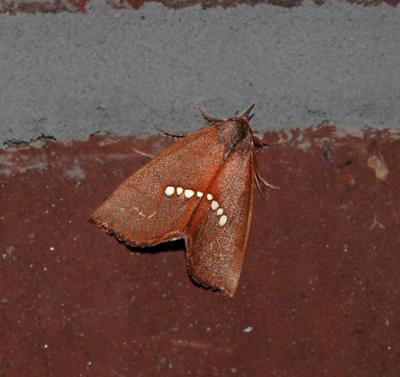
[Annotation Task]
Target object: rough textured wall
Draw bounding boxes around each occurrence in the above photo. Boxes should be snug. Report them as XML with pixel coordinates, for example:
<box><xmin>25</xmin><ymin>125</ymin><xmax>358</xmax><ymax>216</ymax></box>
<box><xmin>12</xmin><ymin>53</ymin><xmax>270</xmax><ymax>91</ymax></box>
<box><xmin>1</xmin><ymin>2</ymin><xmax>399</xmax><ymax>377</ymax></box>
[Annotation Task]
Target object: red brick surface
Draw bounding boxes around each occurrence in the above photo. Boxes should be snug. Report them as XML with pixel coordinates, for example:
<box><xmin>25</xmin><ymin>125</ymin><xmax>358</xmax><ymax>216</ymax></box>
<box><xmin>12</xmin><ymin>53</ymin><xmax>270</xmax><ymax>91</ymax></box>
<box><xmin>1</xmin><ymin>127</ymin><xmax>399</xmax><ymax>376</ymax></box>
<box><xmin>0</xmin><ymin>0</ymin><xmax>88</xmax><ymax>13</ymax></box>
<box><xmin>0</xmin><ymin>0</ymin><xmax>399</xmax><ymax>13</ymax></box>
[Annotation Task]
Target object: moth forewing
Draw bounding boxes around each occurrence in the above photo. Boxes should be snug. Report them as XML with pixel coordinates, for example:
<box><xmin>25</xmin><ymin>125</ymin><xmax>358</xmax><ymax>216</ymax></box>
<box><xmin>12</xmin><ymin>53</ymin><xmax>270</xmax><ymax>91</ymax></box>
<box><xmin>185</xmin><ymin>148</ymin><xmax>254</xmax><ymax>297</ymax></box>
<box><xmin>91</xmin><ymin>124</ymin><xmax>227</xmax><ymax>246</ymax></box>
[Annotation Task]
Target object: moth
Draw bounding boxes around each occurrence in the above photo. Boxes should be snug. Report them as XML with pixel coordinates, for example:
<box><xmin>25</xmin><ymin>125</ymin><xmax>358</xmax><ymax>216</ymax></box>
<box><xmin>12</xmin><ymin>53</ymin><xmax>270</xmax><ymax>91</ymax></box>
<box><xmin>91</xmin><ymin>105</ymin><xmax>276</xmax><ymax>297</ymax></box>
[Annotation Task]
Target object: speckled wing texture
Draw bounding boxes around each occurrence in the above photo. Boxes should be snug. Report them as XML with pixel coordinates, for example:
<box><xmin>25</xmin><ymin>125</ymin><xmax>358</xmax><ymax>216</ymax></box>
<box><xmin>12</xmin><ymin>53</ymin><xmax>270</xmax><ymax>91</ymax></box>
<box><xmin>91</xmin><ymin>124</ymin><xmax>227</xmax><ymax>247</ymax></box>
<box><xmin>185</xmin><ymin>150</ymin><xmax>254</xmax><ymax>297</ymax></box>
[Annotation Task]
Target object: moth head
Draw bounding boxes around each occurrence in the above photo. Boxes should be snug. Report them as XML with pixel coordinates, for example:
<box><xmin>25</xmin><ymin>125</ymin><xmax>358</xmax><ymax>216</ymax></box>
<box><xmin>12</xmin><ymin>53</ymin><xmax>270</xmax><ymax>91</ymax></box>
<box><xmin>226</xmin><ymin>104</ymin><xmax>255</xmax><ymax>124</ymax></box>
<box><xmin>220</xmin><ymin>105</ymin><xmax>256</xmax><ymax>155</ymax></box>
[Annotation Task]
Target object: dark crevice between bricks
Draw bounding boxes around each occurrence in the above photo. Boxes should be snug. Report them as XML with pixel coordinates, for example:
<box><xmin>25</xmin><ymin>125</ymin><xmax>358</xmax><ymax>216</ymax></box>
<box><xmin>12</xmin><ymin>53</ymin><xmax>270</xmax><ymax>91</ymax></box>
<box><xmin>3</xmin><ymin>134</ymin><xmax>58</xmax><ymax>148</ymax></box>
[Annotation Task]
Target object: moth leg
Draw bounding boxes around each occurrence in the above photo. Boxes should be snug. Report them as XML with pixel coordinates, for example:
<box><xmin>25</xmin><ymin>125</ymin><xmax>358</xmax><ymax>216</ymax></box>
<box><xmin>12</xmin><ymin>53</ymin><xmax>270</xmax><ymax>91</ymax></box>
<box><xmin>157</xmin><ymin>128</ymin><xmax>187</xmax><ymax>139</ymax></box>
<box><xmin>256</xmin><ymin>171</ymin><xmax>280</xmax><ymax>190</ymax></box>
<box><xmin>254</xmin><ymin>134</ymin><xmax>291</xmax><ymax>148</ymax></box>
<box><xmin>197</xmin><ymin>103</ymin><xmax>223</xmax><ymax>123</ymax></box>
<box><xmin>254</xmin><ymin>172</ymin><xmax>267</xmax><ymax>201</ymax></box>
<box><xmin>253</xmin><ymin>136</ymin><xmax>270</xmax><ymax>149</ymax></box>
<box><xmin>251</xmin><ymin>153</ymin><xmax>279</xmax><ymax>201</ymax></box>
<box><xmin>253</xmin><ymin>171</ymin><xmax>279</xmax><ymax>201</ymax></box>
<box><xmin>131</xmin><ymin>147</ymin><xmax>154</xmax><ymax>159</ymax></box>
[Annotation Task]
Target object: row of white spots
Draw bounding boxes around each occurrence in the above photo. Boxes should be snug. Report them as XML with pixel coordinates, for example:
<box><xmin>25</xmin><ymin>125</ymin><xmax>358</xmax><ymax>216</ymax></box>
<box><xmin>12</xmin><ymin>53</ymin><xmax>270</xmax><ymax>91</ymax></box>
<box><xmin>164</xmin><ymin>185</ymin><xmax>228</xmax><ymax>227</ymax></box>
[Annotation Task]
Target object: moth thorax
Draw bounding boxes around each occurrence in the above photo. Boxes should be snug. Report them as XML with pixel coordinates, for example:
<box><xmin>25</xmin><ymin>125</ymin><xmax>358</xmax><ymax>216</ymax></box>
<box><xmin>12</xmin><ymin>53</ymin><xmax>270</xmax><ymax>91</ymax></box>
<box><xmin>220</xmin><ymin>119</ymin><xmax>252</xmax><ymax>155</ymax></box>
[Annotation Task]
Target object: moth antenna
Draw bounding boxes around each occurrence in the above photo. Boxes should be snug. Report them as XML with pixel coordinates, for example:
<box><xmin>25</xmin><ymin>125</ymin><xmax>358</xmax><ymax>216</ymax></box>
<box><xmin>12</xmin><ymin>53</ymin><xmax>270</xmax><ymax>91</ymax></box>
<box><xmin>240</xmin><ymin>104</ymin><xmax>256</xmax><ymax>121</ymax></box>
<box><xmin>157</xmin><ymin>128</ymin><xmax>187</xmax><ymax>139</ymax></box>
<box><xmin>197</xmin><ymin>103</ymin><xmax>223</xmax><ymax>123</ymax></box>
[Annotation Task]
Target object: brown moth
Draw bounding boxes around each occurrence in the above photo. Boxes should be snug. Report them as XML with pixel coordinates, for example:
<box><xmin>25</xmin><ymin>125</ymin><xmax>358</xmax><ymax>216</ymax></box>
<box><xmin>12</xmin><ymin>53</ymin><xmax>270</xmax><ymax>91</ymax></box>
<box><xmin>91</xmin><ymin>105</ymin><xmax>276</xmax><ymax>296</ymax></box>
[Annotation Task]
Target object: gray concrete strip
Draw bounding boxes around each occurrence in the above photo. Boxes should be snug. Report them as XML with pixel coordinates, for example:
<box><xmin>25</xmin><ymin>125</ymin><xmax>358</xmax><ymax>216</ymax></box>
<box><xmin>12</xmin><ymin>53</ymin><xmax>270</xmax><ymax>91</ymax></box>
<box><xmin>1</xmin><ymin>2</ymin><xmax>400</xmax><ymax>145</ymax></box>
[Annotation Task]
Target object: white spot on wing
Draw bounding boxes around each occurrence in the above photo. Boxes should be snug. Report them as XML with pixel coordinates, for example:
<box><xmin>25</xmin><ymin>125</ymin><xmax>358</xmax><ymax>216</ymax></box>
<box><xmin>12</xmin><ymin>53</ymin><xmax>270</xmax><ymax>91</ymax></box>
<box><xmin>211</xmin><ymin>200</ymin><xmax>219</xmax><ymax>210</ymax></box>
<box><xmin>184</xmin><ymin>189</ymin><xmax>195</xmax><ymax>198</ymax></box>
<box><xmin>219</xmin><ymin>215</ymin><xmax>227</xmax><ymax>227</ymax></box>
<box><xmin>165</xmin><ymin>186</ymin><xmax>226</xmax><ymax>221</ymax></box>
<box><xmin>165</xmin><ymin>186</ymin><xmax>175</xmax><ymax>196</ymax></box>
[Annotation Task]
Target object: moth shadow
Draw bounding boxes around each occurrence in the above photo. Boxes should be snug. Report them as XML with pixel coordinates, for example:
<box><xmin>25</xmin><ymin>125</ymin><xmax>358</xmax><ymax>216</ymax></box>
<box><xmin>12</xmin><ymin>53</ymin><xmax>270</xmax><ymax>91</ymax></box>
<box><xmin>121</xmin><ymin>238</ymin><xmax>186</xmax><ymax>255</ymax></box>
<box><xmin>118</xmin><ymin>237</ymin><xmax>210</xmax><ymax>292</ymax></box>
